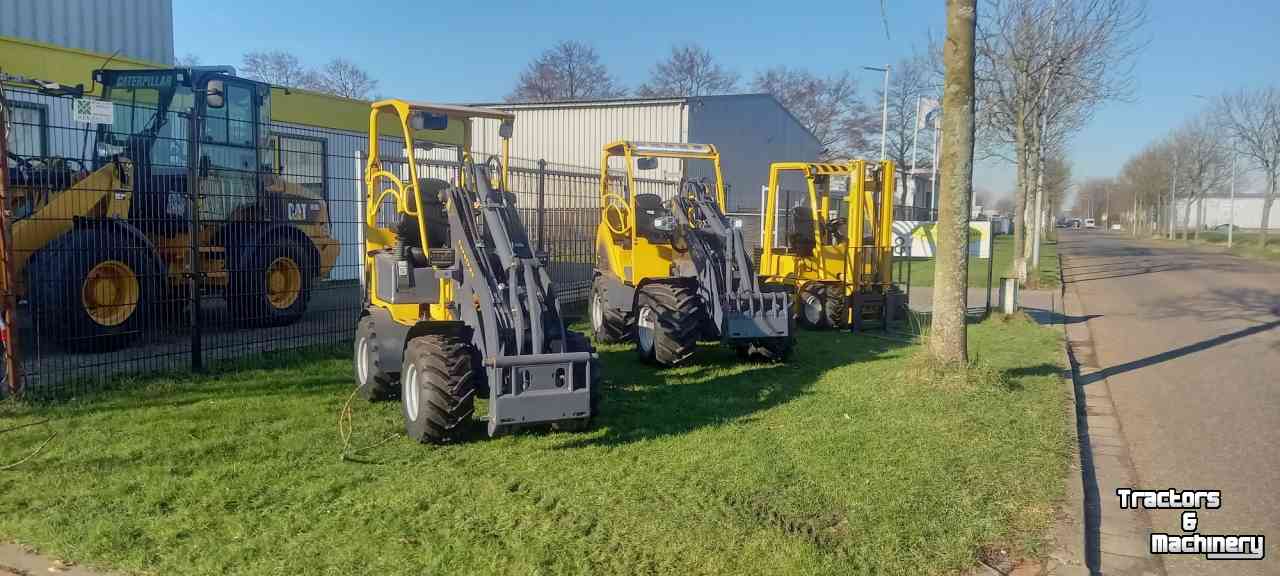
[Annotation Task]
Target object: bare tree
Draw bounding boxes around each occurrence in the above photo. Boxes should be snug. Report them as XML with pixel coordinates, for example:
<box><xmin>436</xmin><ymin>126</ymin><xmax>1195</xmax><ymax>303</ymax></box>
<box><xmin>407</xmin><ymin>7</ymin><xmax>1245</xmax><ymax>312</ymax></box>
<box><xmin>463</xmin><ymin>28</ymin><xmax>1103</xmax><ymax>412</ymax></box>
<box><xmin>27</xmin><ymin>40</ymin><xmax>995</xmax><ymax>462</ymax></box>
<box><xmin>240</xmin><ymin>50</ymin><xmax>317</xmax><ymax>88</ymax></box>
<box><xmin>751</xmin><ymin>67</ymin><xmax>876</xmax><ymax>158</ymax></box>
<box><xmin>1169</xmin><ymin>113</ymin><xmax>1230</xmax><ymax>240</ymax></box>
<box><xmin>306</xmin><ymin>58</ymin><xmax>379</xmax><ymax>100</ymax></box>
<box><xmin>175</xmin><ymin>53</ymin><xmax>202</xmax><ymax>67</ymax></box>
<box><xmin>507</xmin><ymin>41</ymin><xmax>626</xmax><ymax>102</ymax></box>
<box><xmin>930</xmin><ymin>0</ymin><xmax>978</xmax><ymax>366</ymax></box>
<box><xmin>1217</xmin><ymin>87</ymin><xmax>1280</xmax><ymax>246</ymax></box>
<box><xmin>637</xmin><ymin>43</ymin><xmax>738</xmax><ymax>98</ymax></box>
<box><xmin>1042</xmin><ymin>154</ymin><xmax>1071</xmax><ymax>225</ymax></box>
<box><xmin>881</xmin><ymin>53</ymin><xmax>938</xmax><ymax>205</ymax></box>
<box><xmin>972</xmin><ymin>0</ymin><xmax>1146</xmax><ymax>280</ymax></box>
<box><xmin>1114</xmin><ymin>141</ymin><xmax>1171</xmax><ymax>236</ymax></box>
<box><xmin>1073</xmin><ymin>177</ymin><xmax>1110</xmax><ymax>221</ymax></box>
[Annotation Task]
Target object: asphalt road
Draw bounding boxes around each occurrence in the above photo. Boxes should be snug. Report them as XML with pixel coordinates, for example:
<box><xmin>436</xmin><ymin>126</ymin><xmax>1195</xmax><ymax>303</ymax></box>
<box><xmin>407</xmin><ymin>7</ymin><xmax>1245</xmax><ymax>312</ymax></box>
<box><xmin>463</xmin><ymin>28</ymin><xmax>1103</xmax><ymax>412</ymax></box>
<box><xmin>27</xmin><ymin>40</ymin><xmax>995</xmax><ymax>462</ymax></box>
<box><xmin>1060</xmin><ymin>230</ymin><xmax>1280</xmax><ymax>575</ymax></box>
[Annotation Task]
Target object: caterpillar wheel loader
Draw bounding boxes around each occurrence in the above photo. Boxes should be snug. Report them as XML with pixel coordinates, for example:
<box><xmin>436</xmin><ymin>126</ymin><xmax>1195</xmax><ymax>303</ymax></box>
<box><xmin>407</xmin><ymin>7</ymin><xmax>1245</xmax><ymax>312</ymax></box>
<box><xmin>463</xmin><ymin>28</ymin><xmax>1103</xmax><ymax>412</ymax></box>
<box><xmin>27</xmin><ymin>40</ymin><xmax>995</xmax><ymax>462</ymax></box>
<box><xmin>757</xmin><ymin>160</ymin><xmax>907</xmax><ymax>331</ymax></box>
<box><xmin>4</xmin><ymin>67</ymin><xmax>338</xmax><ymax>351</ymax></box>
<box><xmin>354</xmin><ymin>100</ymin><xmax>599</xmax><ymax>443</ymax></box>
<box><xmin>590</xmin><ymin>141</ymin><xmax>792</xmax><ymax>366</ymax></box>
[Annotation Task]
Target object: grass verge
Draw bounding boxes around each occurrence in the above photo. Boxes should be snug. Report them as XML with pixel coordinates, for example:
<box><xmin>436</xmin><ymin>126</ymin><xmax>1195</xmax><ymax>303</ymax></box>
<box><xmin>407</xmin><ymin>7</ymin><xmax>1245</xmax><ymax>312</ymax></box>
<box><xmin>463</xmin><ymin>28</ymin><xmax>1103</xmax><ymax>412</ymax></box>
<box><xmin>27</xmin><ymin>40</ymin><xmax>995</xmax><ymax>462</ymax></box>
<box><xmin>899</xmin><ymin>236</ymin><xmax>1060</xmax><ymax>289</ymax></box>
<box><xmin>0</xmin><ymin>318</ymin><xmax>1071</xmax><ymax>576</ymax></box>
<box><xmin>1154</xmin><ymin>230</ymin><xmax>1280</xmax><ymax>262</ymax></box>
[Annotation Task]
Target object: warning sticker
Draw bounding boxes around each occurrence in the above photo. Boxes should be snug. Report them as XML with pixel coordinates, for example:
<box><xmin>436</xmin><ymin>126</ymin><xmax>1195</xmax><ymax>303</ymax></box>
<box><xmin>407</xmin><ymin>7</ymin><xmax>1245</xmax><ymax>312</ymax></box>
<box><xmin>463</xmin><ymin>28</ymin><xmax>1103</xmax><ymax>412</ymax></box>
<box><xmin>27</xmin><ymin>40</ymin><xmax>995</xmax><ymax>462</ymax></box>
<box><xmin>72</xmin><ymin>99</ymin><xmax>114</xmax><ymax>124</ymax></box>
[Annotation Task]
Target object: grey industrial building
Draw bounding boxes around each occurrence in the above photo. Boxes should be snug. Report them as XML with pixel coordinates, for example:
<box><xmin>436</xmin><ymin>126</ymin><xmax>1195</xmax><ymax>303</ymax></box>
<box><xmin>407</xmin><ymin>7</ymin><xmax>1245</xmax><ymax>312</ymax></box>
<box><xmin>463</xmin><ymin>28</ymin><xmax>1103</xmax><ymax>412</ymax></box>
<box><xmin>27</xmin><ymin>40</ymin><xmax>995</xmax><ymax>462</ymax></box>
<box><xmin>469</xmin><ymin>94</ymin><xmax>822</xmax><ymax>213</ymax></box>
<box><xmin>0</xmin><ymin>0</ymin><xmax>174</xmax><ymax>64</ymax></box>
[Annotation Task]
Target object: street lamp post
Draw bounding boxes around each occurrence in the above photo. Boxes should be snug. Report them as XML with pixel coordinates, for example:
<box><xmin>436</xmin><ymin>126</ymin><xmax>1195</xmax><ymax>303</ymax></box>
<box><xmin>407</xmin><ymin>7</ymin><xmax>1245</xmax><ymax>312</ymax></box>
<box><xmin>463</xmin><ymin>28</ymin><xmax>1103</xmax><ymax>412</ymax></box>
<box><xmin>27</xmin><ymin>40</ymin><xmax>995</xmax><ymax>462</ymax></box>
<box><xmin>864</xmin><ymin>65</ymin><xmax>890</xmax><ymax>161</ymax></box>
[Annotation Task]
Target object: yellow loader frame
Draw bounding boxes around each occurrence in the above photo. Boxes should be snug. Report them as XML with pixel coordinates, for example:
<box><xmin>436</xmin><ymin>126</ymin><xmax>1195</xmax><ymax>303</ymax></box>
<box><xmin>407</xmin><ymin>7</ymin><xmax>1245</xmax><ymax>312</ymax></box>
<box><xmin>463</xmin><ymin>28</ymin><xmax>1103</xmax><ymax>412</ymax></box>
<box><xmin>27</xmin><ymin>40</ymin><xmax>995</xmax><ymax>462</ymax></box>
<box><xmin>595</xmin><ymin>140</ymin><xmax>725</xmax><ymax>285</ymax></box>
<box><xmin>362</xmin><ymin>99</ymin><xmax>512</xmax><ymax>329</ymax></box>
<box><xmin>758</xmin><ymin>160</ymin><xmax>899</xmax><ymax>329</ymax></box>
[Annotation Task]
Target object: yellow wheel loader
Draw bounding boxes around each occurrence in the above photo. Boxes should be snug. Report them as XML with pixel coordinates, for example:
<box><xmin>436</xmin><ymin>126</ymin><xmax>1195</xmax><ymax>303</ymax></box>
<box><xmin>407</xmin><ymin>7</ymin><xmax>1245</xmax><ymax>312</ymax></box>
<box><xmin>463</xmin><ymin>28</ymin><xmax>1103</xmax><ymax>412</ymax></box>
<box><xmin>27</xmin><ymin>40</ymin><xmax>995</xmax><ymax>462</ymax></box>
<box><xmin>4</xmin><ymin>67</ymin><xmax>338</xmax><ymax>351</ymax></box>
<box><xmin>757</xmin><ymin>160</ymin><xmax>906</xmax><ymax>331</ymax></box>
<box><xmin>591</xmin><ymin>141</ymin><xmax>791</xmax><ymax>365</ymax></box>
<box><xmin>354</xmin><ymin>100</ymin><xmax>599</xmax><ymax>443</ymax></box>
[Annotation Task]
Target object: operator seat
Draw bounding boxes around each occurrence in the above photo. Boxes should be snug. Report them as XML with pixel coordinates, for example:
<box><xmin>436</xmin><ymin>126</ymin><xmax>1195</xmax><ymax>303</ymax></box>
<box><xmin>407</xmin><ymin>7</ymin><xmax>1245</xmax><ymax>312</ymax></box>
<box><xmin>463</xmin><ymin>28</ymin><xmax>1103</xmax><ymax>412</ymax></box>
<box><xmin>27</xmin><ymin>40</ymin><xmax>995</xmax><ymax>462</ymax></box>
<box><xmin>396</xmin><ymin>178</ymin><xmax>452</xmax><ymax>266</ymax></box>
<box><xmin>634</xmin><ymin>193</ymin><xmax>673</xmax><ymax>243</ymax></box>
<box><xmin>788</xmin><ymin>206</ymin><xmax>817</xmax><ymax>257</ymax></box>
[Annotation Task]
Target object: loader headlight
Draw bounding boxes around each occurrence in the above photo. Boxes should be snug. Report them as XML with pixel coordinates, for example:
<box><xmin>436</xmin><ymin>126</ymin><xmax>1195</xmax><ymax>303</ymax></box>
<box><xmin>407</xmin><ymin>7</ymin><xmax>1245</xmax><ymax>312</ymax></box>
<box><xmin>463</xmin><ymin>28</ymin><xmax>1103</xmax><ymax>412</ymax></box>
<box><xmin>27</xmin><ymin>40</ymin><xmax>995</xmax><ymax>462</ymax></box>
<box><xmin>652</xmin><ymin>215</ymin><xmax>676</xmax><ymax>232</ymax></box>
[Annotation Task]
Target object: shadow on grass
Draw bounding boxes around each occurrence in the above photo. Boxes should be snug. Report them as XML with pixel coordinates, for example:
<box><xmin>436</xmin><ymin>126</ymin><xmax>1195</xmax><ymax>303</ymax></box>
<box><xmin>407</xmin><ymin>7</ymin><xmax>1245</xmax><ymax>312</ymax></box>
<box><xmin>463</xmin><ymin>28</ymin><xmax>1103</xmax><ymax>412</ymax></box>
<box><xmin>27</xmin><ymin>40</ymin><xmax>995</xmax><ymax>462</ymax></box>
<box><xmin>556</xmin><ymin>331</ymin><xmax>913</xmax><ymax>449</ymax></box>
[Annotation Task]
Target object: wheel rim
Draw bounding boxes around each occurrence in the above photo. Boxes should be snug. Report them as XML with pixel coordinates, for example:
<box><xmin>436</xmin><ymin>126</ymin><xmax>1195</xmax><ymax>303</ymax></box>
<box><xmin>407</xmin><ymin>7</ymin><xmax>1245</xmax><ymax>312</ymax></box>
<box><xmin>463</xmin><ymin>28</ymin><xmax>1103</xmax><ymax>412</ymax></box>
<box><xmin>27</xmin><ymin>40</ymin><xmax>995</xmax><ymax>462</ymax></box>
<box><xmin>802</xmin><ymin>293</ymin><xmax>823</xmax><ymax>326</ymax></box>
<box><xmin>403</xmin><ymin>364</ymin><xmax>419</xmax><ymax>422</ymax></box>
<box><xmin>591</xmin><ymin>292</ymin><xmax>604</xmax><ymax>332</ymax></box>
<box><xmin>266</xmin><ymin>256</ymin><xmax>302</xmax><ymax>310</ymax></box>
<box><xmin>357</xmin><ymin>337</ymin><xmax>369</xmax><ymax>383</ymax></box>
<box><xmin>637</xmin><ymin>305</ymin><xmax>656</xmax><ymax>354</ymax></box>
<box><xmin>82</xmin><ymin>260</ymin><xmax>139</xmax><ymax>327</ymax></box>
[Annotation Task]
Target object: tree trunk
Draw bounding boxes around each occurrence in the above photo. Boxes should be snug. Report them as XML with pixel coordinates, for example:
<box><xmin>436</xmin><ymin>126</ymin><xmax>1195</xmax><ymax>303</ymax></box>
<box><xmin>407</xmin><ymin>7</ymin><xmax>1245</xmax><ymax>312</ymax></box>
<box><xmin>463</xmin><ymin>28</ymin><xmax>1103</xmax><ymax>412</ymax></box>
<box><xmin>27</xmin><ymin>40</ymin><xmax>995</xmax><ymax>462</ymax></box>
<box><xmin>929</xmin><ymin>0</ymin><xmax>977</xmax><ymax>366</ymax></box>
<box><xmin>1012</xmin><ymin>112</ymin><xmax>1028</xmax><ymax>282</ymax></box>
<box><xmin>1181</xmin><ymin>197</ymin><xmax>1194</xmax><ymax>241</ymax></box>
<box><xmin>899</xmin><ymin>168</ymin><xmax>910</xmax><ymax>208</ymax></box>
<box><xmin>1187</xmin><ymin>198</ymin><xmax>1198</xmax><ymax>240</ymax></box>
<box><xmin>1262</xmin><ymin>171</ymin><xmax>1276</xmax><ymax>247</ymax></box>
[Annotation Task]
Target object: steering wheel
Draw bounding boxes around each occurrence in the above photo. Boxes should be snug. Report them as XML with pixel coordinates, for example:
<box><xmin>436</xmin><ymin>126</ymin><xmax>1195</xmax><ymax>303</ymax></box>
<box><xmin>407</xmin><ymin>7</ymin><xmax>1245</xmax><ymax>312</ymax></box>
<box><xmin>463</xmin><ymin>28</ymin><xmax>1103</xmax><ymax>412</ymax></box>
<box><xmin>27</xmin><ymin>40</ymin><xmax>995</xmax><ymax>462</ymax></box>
<box><xmin>485</xmin><ymin>155</ymin><xmax>504</xmax><ymax>190</ymax></box>
<box><xmin>601</xmin><ymin>192</ymin><xmax>631</xmax><ymax>235</ymax></box>
<box><xmin>827</xmin><ymin>217</ymin><xmax>848</xmax><ymax>243</ymax></box>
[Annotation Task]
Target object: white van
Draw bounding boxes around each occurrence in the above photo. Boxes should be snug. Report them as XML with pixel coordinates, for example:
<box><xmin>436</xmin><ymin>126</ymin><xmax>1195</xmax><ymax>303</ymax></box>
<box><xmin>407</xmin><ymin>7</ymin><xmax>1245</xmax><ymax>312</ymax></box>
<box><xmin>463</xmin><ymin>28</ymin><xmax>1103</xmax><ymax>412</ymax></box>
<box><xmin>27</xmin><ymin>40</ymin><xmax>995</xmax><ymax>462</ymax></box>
<box><xmin>1084</xmin><ymin>218</ymin><xmax>1096</xmax><ymax>229</ymax></box>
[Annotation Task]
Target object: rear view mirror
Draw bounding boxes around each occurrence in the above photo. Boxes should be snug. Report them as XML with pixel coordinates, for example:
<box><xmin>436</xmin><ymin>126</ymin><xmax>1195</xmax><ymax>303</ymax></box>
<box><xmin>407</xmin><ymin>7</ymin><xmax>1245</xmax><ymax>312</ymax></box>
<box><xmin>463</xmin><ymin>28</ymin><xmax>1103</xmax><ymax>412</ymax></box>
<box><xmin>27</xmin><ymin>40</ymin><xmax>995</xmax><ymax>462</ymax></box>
<box><xmin>636</xmin><ymin>157</ymin><xmax>658</xmax><ymax>171</ymax></box>
<box><xmin>498</xmin><ymin>119</ymin><xmax>514</xmax><ymax>139</ymax></box>
<box><xmin>411</xmin><ymin>112</ymin><xmax>449</xmax><ymax>131</ymax></box>
<box><xmin>206</xmin><ymin>80</ymin><xmax>224</xmax><ymax>109</ymax></box>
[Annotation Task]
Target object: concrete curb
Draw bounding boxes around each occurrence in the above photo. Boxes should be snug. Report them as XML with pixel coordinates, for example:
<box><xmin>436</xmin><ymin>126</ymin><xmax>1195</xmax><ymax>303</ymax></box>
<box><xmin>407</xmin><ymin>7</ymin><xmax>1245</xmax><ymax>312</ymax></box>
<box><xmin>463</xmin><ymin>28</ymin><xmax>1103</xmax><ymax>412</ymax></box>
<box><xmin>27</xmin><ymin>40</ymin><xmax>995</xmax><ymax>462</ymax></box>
<box><xmin>1053</xmin><ymin>251</ymin><xmax>1165</xmax><ymax>576</ymax></box>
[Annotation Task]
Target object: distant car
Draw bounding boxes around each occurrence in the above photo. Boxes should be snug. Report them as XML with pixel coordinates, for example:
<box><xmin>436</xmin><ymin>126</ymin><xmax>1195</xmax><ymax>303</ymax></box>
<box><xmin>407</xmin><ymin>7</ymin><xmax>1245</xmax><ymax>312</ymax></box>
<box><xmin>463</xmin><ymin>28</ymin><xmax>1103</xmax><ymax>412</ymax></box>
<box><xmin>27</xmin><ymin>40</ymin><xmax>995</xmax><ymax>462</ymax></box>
<box><xmin>1071</xmin><ymin>218</ymin><xmax>1082</xmax><ymax>229</ymax></box>
<box><xmin>1213</xmin><ymin>223</ymin><xmax>1240</xmax><ymax>231</ymax></box>
<box><xmin>1084</xmin><ymin>218</ymin><xmax>1097</xmax><ymax>229</ymax></box>
<box><xmin>1110</xmin><ymin>223</ymin><xmax>1122</xmax><ymax>231</ymax></box>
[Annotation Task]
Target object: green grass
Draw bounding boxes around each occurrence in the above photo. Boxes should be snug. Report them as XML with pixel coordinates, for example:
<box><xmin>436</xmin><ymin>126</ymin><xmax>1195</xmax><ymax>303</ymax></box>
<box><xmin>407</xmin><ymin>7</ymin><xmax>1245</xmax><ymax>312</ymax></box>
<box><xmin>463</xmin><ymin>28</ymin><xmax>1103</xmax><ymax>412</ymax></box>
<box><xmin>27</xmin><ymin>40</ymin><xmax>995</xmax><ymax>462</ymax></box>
<box><xmin>1165</xmin><ymin>230</ymin><xmax>1280</xmax><ymax>262</ymax></box>
<box><xmin>0</xmin><ymin>319</ymin><xmax>1071</xmax><ymax>576</ymax></box>
<box><xmin>897</xmin><ymin>236</ymin><xmax>1060</xmax><ymax>289</ymax></box>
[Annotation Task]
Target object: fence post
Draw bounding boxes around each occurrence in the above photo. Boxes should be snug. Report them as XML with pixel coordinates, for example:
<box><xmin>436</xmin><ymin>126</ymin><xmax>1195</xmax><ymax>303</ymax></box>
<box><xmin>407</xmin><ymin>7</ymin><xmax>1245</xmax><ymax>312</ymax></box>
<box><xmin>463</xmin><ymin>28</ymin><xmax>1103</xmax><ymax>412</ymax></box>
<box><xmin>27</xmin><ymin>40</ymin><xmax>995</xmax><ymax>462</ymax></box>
<box><xmin>186</xmin><ymin>108</ymin><xmax>204</xmax><ymax>372</ymax></box>
<box><xmin>0</xmin><ymin>85</ymin><xmax>23</xmax><ymax>395</ymax></box>
<box><xmin>537</xmin><ymin>159</ymin><xmax>547</xmax><ymax>254</ymax></box>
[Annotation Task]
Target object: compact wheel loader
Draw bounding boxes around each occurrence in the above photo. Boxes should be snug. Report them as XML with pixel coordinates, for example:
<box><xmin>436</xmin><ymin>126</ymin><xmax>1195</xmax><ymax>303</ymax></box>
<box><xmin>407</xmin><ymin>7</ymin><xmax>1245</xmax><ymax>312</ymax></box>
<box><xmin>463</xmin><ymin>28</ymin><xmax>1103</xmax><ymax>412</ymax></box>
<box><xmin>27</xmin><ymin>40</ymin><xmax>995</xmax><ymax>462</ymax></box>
<box><xmin>591</xmin><ymin>141</ymin><xmax>791</xmax><ymax>366</ymax></box>
<box><xmin>4</xmin><ymin>67</ymin><xmax>338</xmax><ymax>351</ymax></box>
<box><xmin>757</xmin><ymin>160</ymin><xmax>907</xmax><ymax>331</ymax></box>
<box><xmin>355</xmin><ymin>100</ymin><xmax>599</xmax><ymax>443</ymax></box>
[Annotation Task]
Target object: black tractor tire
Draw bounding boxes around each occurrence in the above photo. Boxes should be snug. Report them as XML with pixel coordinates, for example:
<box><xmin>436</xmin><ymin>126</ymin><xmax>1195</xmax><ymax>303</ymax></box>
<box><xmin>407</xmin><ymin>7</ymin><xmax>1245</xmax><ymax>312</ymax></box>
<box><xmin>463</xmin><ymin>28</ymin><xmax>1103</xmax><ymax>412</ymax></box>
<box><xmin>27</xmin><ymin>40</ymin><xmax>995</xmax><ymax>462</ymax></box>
<box><xmin>229</xmin><ymin>241</ymin><xmax>315</xmax><ymax>327</ymax></box>
<box><xmin>797</xmin><ymin>283</ymin><xmax>829</xmax><ymax>330</ymax></box>
<box><xmin>400</xmin><ymin>334</ymin><xmax>476</xmax><ymax>444</ymax></box>
<box><xmin>553</xmin><ymin>330</ymin><xmax>602</xmax><ymax>432</ymax></box>
<box><xmin>353</xmin><ymin>315</ymin><xmax>397</xmax><ymax>401</ymax></box>
<box><xmin>824</xmin><ymin>284</ymin><xmax>850</xmax><ymax>329</ymax></box>
<box><xmin>634</xmin><ymin>282</ymin><xmax>701</xmax><ymax>366</ymax></box>
<box><xmin>590</xmin><ymin>279</ymin><xmax>631</xmax><ymax>343</ymax></box>
<box><xmin>28</xmin><ymin>228</ymin><xmax>162</xmax><ymax>352</ymax></box>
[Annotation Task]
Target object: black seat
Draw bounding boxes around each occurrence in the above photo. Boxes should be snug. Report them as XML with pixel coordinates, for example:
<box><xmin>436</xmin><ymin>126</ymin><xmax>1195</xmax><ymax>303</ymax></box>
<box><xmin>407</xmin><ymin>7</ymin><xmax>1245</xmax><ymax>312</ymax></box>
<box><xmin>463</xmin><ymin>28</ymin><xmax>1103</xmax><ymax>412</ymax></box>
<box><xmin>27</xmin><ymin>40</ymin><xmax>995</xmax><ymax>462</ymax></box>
<box><xmin>788</xmin><ymin>206</ymin><xmax>817</xmax><ymax>257</ymax></box>
<box><xmin>397</xmin><ymin>178</ymin><xmax>452</xmax><ymax>255</ymax></box>
<box><xmin>634</xmin><ymin>193</ymin><xmax>672</xmax><ymax>243</ymax></box>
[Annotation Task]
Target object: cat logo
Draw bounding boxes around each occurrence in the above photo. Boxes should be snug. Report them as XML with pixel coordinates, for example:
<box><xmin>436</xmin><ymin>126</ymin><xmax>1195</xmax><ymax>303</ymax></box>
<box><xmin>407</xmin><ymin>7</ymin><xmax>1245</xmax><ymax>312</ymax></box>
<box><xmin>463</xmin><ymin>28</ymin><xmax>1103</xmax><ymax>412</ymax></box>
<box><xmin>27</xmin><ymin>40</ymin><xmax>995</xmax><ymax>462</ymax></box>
<box><xmin>287</xmin><ymin>202</ymin><xmax>310</xmax><ymax>222</ymax></box>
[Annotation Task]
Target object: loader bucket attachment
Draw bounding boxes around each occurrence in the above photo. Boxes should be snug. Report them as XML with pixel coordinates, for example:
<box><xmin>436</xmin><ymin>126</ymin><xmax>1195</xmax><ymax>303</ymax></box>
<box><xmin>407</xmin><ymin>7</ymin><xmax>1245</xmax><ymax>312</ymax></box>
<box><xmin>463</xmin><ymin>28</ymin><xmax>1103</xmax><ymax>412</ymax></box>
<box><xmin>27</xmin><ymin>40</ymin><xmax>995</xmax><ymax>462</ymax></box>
<box><xmin>485</xmin><ymin>351</ymin><xmax>596</xmax><ymax>436</ymax></box>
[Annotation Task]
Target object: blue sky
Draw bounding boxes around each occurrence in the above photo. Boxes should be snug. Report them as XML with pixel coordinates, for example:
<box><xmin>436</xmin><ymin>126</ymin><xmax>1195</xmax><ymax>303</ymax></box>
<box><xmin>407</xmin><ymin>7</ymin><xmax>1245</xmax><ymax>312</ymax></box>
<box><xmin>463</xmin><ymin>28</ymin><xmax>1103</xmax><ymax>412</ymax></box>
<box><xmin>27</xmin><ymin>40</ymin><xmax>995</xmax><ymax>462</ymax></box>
<box><xmin>174</xmin><ymin>0</ymin><xmax>1280</xmax><ymax>198</ymax></box>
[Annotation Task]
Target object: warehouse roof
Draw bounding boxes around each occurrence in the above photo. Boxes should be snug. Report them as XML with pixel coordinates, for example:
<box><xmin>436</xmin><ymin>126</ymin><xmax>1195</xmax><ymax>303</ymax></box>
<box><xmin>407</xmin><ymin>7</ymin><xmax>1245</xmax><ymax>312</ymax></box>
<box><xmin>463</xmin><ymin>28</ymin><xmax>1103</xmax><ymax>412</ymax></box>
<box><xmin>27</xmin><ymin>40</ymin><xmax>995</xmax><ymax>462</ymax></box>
<box><xmin>468</xmin><ymin>93</ymin><xmax>819</xmax><ymax>146</ymax></box>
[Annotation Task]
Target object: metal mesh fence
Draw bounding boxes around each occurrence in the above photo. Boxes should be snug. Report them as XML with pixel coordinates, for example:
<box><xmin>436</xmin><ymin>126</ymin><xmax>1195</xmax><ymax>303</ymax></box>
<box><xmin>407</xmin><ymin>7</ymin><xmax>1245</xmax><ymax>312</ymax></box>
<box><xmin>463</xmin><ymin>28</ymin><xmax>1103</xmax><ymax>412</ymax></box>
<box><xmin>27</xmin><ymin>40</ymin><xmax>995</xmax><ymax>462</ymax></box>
<box><xmin>1</xmin><ymin>85</ymin><xmax>682</xmax><ymax>397</ymax></box>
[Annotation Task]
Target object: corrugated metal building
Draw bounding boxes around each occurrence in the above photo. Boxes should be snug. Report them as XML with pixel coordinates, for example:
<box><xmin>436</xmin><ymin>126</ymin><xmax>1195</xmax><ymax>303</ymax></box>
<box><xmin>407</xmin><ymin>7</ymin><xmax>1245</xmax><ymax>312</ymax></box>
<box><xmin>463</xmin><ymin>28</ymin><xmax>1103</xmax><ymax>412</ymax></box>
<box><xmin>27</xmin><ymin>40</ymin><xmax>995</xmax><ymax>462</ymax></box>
<box><xmin>469</xmin><ymin>94</ymin><xmax>822</xmax><ymax>212</ymax></box>
<box><xmin>0</xmin><ymin>0</ymin><xmax>174</xmax><ymax>64</ymax></box>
